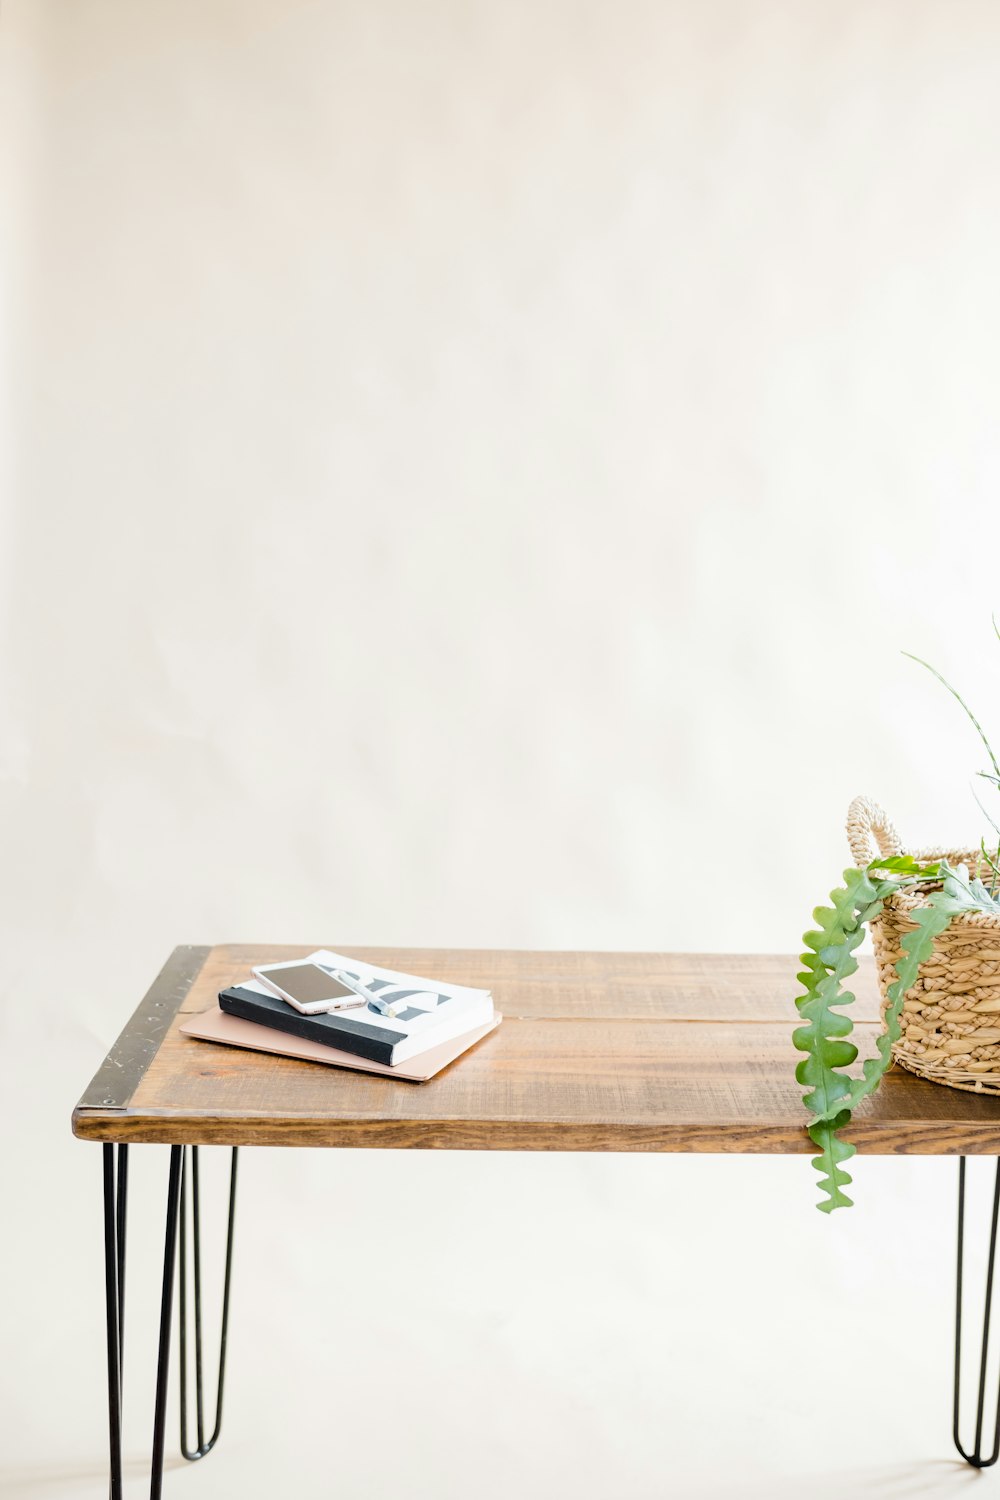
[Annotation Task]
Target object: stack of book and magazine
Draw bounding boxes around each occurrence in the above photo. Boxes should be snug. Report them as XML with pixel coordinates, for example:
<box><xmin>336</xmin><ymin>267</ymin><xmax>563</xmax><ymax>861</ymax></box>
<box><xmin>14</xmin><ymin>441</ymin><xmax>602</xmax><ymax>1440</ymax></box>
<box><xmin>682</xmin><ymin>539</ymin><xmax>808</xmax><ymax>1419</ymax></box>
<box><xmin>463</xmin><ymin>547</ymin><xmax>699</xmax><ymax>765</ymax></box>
<box><xmin>181</xmin><ymin>950</ymin><xmax>500</xmax><ymax>1081</ymax></box>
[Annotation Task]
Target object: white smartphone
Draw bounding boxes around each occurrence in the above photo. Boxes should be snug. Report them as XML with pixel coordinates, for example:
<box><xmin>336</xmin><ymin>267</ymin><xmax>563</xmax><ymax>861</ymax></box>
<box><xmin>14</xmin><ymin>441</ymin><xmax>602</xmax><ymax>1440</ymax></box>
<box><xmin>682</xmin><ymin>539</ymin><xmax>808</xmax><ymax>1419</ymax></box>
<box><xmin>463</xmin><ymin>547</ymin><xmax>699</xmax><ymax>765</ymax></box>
<box><xmin>252</xmin><ymin>960</ymin><xmax>369</xmax><ymax>1015</ymax></box>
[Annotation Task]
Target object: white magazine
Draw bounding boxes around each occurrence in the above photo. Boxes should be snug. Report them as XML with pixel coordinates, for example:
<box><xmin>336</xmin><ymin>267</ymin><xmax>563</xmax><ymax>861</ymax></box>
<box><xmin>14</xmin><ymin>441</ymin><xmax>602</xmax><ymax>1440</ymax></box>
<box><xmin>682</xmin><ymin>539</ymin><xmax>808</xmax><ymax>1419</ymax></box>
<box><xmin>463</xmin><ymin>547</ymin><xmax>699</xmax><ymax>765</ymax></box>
<box><xmin>251</xmin><ymin>949</ymin><xmax>494</xmax><ymax>1064</ymax></box>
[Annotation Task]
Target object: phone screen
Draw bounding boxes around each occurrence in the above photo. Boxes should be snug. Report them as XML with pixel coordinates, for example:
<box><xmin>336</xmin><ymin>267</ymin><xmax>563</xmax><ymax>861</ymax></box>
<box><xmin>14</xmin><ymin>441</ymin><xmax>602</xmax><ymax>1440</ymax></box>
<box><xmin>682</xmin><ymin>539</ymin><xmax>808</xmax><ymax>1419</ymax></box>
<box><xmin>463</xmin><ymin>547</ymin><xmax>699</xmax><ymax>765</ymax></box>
<box><xmin>262</xmin><ymin>964</ymin><xmax>358</xmax><ymax>1006</ymax></box>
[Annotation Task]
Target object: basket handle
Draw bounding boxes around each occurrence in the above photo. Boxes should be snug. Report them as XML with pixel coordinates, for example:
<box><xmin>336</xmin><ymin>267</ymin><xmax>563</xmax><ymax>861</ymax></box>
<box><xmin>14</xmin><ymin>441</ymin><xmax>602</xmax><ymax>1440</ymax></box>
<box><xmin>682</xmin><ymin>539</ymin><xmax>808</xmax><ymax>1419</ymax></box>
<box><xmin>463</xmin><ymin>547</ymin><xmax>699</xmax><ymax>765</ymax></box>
<box><xmin>846</xmin><ymin>796</ymin><xmax>904</xmax><ymax>868</ymax></box>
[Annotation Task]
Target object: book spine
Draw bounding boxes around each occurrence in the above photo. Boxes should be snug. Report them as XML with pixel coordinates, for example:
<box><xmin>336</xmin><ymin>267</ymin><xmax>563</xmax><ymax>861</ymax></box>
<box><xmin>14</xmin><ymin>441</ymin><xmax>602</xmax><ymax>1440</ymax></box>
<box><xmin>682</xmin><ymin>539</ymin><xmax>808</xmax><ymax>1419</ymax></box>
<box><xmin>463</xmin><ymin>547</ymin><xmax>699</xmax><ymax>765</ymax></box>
<box><xmin>218</xmin><ymin>988</ymin><xmax>398</xmax><ymax>1065</ymax></box>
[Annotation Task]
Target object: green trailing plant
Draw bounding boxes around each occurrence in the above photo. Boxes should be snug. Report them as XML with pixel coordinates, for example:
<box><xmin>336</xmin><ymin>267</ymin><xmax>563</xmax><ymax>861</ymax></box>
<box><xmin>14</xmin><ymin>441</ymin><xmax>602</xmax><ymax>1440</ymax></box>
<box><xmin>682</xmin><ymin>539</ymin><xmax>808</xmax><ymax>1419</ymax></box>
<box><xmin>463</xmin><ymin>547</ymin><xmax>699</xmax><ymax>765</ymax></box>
<box><xmin>795</xmin><ymin>646</ymin><xmax>1000</xmax><ymax>1211</ymax></box>
<box><xmin>794</xmin><ymin>858</ymin><xmax>985</xmax><ymax>1211</ymax></box>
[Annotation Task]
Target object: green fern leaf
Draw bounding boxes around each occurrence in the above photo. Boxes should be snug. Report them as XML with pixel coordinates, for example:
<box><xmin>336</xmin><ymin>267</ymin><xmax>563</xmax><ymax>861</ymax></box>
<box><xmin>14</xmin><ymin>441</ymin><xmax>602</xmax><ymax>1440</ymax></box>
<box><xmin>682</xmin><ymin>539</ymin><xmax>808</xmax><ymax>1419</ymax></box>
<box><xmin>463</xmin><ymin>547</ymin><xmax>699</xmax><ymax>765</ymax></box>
<box><xmin>793</xmin><ymin>859</ymin><xmax>953</xmax><ymax>1211</ymax></box>
<box><xmin>792</xmin><ymin>868</ymin><xmax>889</xmax><ymax>1210</ymax></box>
<box><xmin>844</xmin><ymin>900</ymin><xmax>952</xmax><ymax>1110</ymax></box>
<box><xmin>793</xmin><ymin>868</ymin><xmax>887</xmax><ymax>1121</ymax></box>
<box><xmin>808</xmin><ymin>1112</ymin><xmax>856</xmax><ymax>1213</ymax></box>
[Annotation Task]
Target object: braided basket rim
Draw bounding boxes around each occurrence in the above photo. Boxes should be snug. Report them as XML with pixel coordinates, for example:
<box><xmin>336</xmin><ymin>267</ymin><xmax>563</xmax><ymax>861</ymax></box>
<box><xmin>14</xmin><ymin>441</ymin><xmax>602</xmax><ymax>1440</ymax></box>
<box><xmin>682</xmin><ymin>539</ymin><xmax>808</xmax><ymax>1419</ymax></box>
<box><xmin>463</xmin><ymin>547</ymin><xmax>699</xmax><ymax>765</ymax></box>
<box><xmin>880</xmin><ymin>844</ymin><xmax>1000</xmax><ymax>929</ymax></box>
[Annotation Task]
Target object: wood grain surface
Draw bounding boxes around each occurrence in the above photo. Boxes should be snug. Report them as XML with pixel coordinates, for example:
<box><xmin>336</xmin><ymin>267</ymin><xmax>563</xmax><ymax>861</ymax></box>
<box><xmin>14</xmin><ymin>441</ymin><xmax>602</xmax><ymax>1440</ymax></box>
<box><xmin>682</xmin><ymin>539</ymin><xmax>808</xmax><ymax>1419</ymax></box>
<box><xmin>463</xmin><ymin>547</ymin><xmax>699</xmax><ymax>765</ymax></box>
<box><xmin>71</xmin><ymin>944</ymin><xmax>1000</xmax><ymax>1153</ymax></box>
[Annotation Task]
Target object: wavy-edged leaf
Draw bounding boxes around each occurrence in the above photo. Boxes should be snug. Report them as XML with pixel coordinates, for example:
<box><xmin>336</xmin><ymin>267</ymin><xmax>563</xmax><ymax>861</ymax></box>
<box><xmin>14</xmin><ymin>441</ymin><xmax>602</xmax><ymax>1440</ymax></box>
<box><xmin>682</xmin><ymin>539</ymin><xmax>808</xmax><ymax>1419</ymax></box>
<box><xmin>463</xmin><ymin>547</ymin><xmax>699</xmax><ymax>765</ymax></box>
<box><xmin>793</xmin><ymin>867</ymin><xmax>891</xmax><ymax>1209</ymax></box>
<box><xmin>842</xmin><ymin>900</ymin><xmax>953</xmax><ymax>1113</ymax></box>
<box><xmin>793</xmin><ymin>857</ymin><xmax>951</xmax><ymax>1211</ymax></box>
<box><xmin>808</xmin><ymin>1112</ymin><xmax>856</xmax><ymax>1213</ymax></box>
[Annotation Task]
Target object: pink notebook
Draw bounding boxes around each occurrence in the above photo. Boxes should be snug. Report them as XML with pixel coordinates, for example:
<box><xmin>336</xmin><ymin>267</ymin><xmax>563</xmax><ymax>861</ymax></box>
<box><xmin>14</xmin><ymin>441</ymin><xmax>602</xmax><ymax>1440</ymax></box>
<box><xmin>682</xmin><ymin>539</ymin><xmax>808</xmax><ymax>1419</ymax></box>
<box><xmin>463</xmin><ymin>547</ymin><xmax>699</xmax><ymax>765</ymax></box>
<box><xmin>180</xmin><ymin>1006</ymin><xmax>502</xmax><ymax>1082</ymax></box>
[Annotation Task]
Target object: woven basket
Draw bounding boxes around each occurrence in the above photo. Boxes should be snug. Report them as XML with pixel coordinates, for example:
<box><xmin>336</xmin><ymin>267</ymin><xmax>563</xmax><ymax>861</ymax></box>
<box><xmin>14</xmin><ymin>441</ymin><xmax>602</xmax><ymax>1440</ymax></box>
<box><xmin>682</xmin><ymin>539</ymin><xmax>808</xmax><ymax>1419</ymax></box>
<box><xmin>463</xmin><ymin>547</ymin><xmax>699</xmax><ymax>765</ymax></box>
<box><xmin>848</xmin><ymin>794</ymin><xmax>1000</xmax><ymax>1095</ymax></box>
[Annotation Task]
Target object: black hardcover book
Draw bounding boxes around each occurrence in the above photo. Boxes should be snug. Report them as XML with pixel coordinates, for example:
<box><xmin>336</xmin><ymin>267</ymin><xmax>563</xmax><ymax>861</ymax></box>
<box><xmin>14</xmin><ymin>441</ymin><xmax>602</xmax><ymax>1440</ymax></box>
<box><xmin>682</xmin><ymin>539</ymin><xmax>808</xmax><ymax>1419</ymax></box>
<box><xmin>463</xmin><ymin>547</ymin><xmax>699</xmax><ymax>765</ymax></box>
<box><xmin>218</xmin><ymin>985</ymin><xmax>406</xmax><ymax>1066</ymax></box>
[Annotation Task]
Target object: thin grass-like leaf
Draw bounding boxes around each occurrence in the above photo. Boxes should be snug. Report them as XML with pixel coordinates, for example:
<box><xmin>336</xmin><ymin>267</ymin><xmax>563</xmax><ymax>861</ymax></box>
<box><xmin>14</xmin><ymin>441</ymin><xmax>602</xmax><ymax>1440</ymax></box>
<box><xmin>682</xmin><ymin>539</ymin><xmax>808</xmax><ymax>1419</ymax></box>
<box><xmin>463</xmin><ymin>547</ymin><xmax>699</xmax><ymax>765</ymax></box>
<box><xmin>904</xmin><ymin>652</ymin><xmax>1000</xmax><ymax>780</ymax></box>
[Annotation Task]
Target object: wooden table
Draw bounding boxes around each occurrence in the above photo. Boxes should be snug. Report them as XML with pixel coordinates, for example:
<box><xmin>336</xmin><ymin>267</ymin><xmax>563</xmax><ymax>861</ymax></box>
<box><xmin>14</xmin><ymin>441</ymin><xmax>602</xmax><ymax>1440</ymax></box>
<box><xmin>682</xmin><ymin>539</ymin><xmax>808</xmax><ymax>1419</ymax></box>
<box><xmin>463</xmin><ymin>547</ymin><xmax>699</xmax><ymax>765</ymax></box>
<box><xmin>73</xmin><ymin>945</ymin><xmax>1000</xmax><ymax>1496</ymax></box>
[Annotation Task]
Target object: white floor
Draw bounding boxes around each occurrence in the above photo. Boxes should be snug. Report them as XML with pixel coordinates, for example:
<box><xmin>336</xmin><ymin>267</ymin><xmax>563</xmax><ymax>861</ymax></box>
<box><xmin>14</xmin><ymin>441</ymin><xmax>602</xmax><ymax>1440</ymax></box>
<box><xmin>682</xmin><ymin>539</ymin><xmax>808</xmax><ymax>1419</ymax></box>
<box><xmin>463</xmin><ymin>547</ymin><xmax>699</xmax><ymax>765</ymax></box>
<box><xmin>0</xmin><ymin>1018</ymin><xmax>994</xmax><ymax>1500</ymax></box>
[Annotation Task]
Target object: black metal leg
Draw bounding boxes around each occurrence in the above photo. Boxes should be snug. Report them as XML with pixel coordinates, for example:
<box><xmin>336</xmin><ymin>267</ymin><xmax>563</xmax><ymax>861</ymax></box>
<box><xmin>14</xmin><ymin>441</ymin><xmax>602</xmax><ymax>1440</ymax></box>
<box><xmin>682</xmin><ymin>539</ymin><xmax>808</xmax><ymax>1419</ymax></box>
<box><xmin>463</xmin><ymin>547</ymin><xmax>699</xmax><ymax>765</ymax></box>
<box><xmin>954</xmin><ymin>1156</ymin><xmax>1000</xmax><ymax>1467</ymax></box>
<box><xmin>150</xmin><ymin>1148</ymin><xmax>183</xmax><ymax>1499</ymax></box>
<box><xmin>178</xmin><ymin>1146</ymin><xmax>239</xmax><ymax>1460</ymax></box>
<box><xmin>102</xmin><ymin>1145</ymin><xmax>183</xmax><ymax>1500</ymax></box>
<box><xmin>103</xmin><ymin>1145</ymin><xmax>124</xmax><ymax>1500</ymax></box>
<box><xmin>115</xmin><ymin>1147</ymin><xmax>128</xmax><ymax>1379</ymax></box>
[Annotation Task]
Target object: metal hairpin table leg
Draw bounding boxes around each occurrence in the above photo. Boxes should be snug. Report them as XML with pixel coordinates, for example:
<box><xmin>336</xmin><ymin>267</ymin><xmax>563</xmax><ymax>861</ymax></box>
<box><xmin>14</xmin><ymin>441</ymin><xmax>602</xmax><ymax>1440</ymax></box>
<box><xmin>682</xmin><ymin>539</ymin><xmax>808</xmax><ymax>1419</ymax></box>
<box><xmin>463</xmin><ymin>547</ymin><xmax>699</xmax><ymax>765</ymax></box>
<box><xmin>954</xmin><ymin>1156</ymin><xmax>1000</xmax><ymax>1467</ymax></box>
<box><xmin>102</xmin><ymin>1145</ymin><xmax>237</xmax><ymax>1496</ymax></box>
<box><xmin>103</xmin><ymin>1143</ymin><xmax>183</xmax><ymax>1500</ymax></box>
<box><xmin>178</xmin><ymin>1145</ymin><xmax>239</xmax><ymax>1460</ymax></box>
<box><xmin>103</xmin><ymin>1145</ymin><xmax>126</xmax><ymax>1500</ymax></box>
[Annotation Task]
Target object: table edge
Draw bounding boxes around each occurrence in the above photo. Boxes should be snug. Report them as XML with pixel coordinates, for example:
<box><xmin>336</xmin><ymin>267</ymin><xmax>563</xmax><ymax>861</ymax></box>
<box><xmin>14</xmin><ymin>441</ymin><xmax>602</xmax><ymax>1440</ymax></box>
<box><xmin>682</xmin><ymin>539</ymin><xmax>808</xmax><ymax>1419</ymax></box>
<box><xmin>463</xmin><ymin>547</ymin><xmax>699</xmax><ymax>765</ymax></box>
<box><xmin>69</xmin><ymin>1108</ymin><xmax>1000</xmax><ymax>1155</ymax></box>
<box><xmin>74</xmin><ymin>946</ymin><xmax>211</xmax><ymax>1112</ymax></box>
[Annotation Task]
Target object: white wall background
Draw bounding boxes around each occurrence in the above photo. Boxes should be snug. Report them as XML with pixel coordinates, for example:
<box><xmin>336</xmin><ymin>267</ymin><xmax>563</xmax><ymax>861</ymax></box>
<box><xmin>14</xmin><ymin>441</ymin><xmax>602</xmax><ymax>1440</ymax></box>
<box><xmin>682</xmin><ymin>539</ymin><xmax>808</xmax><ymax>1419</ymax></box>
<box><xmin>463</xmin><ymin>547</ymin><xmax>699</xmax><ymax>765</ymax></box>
<box><xmin>4</xmin><ymin>2</ymin><xmax>1000</xmax><ymax>1496</ymax></box>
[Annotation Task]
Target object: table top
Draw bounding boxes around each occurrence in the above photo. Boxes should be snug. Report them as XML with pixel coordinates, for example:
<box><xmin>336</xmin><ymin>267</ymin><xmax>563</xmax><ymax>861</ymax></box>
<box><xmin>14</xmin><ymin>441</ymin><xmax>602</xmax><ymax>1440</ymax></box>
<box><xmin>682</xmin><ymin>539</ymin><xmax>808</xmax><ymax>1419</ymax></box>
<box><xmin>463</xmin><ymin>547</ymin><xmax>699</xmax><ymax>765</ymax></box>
<box><xmin>72</xmin><ymin>945</ymin><xmax>1000</xmax><ymax>1152</ymax></box>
